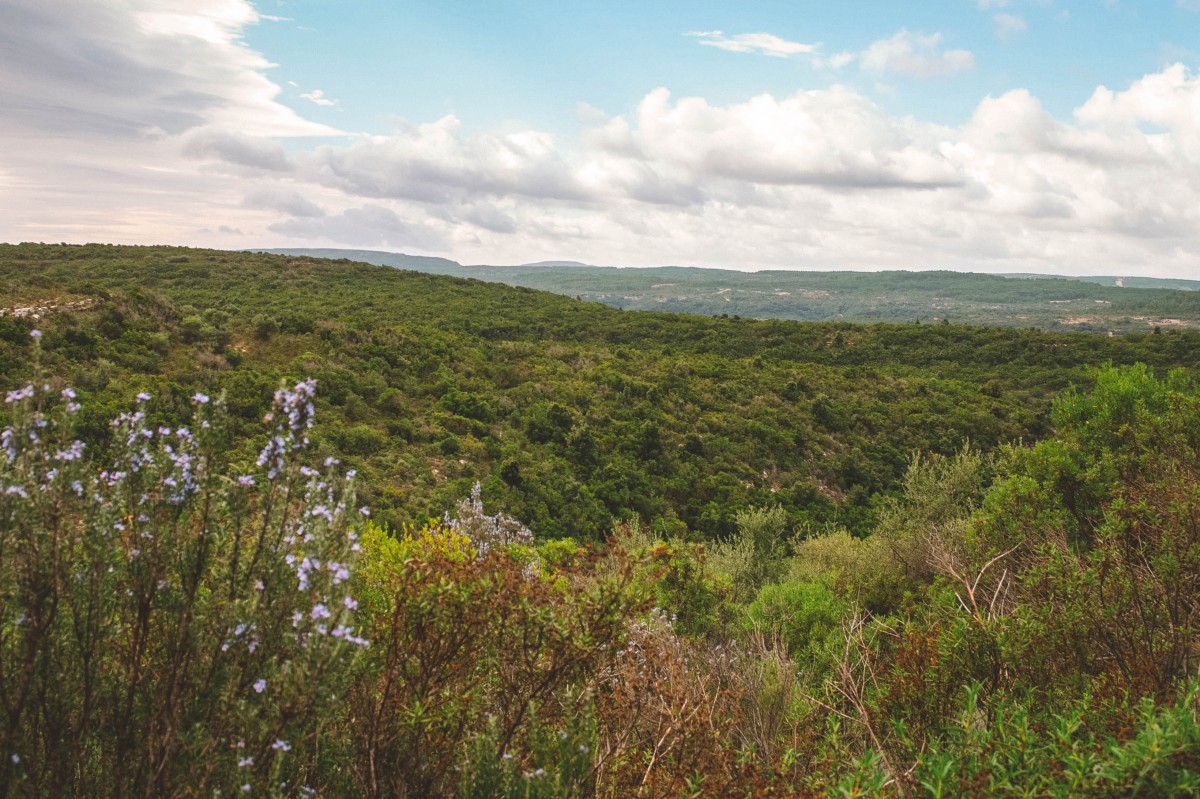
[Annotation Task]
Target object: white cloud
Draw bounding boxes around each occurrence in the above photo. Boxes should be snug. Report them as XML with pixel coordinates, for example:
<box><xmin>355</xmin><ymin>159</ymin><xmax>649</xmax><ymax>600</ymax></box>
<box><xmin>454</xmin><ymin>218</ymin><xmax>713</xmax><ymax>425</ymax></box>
<box><xmin>270</xmin><ymin>65</ymin><xmax>1200</xmax><ymax>274</ymax></box>
<box><xmin>827</xmin><ymin>52</ymin><xmax>857</xmax><ymax>69</ymax></box>
<box><xmin>244</xmin><ymin>189</ymin><xmax>326</xmax><ymax>218</ymax></box>
<box><xmin>860</xmin><ymin>30</ymin><xmax>976</xmax><ymax>77</ymax></box>
<box><xmin>267</xmin><ymin>204</ymin><xmax>448</xmax><ymax>250</ymax></box>
<box><xmin>3</xmin><ymin>2</ymin><xmax>1200</xmax><ymax>277</ymax></box>
<box><xmin>0</xmin><ymin>0</ymin><xmax>339</xmax><ymax>140</ymax></box>
<box><xmin>977</xmin><ymin>0</ymin><xmax>1010</xmax><ymax>8</ymax></box>
<box><xmin>688</xmin><ymin>30</ymin><xmax>818</xmax><ymax>58</ymax></box>
<box><xmin>0</xmin><ymin>0</ymin><xmax>343</xmax><ymax>248</ymax></box>
<box><xmin>183</xmin><ymin>128</ymin><xmax>294</xmax><ymax>171</ymax></box>
<box><xmin>1076</xmin><ymin>64</ymin><xmax>1200</xmax><ymax>138</ymax></box>
<box><xmin>303</xmin><ymin>116</ymin><xmax>585</xmax><ymax>205</ymax></box>
<box><xmin>300</xmin><ymin>89</ymin><xmax>337</xmax><ymax>107</ymax></box>
<box><xmin>994</xmin><ymin>13</ymin><xmax>1028</xmax><ymax>40</ymax></box>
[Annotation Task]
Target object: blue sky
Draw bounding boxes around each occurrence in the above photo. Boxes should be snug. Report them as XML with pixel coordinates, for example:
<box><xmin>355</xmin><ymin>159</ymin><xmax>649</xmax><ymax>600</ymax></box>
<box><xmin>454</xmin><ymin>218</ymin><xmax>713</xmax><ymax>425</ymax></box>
<box><xmin>247</xmin><ymin>1</ymin><xmax>1195</xmax><ymax>133</ymax></box>
<box><xmin>2</xmin><ymin>1</ymin><xmax>1200</xmax><ymax>277</ymax></box>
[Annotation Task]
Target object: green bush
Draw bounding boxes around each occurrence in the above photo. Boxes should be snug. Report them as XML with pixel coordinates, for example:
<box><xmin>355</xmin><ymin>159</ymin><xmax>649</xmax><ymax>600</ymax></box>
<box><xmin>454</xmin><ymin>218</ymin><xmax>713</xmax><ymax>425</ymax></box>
<box><xmin>743</xmin><ymin>580</ymin><xmax>844</xmax><ymax>665</ymax></box>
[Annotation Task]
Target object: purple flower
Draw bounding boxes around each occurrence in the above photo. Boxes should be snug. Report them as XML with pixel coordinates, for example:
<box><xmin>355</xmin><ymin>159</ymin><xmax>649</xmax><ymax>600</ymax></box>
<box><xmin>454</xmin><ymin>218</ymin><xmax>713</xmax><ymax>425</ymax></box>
<box><xmin>55</xmin><ymin>440</ymin><xmax>85</xmax><ymax>462</ymax></box>
<box><xmin>253</xmin><ymin>678</ymin><xmax>266</xmax><ymax>694</ymax></box>
<box><xmin>192</xmin><ymin>392</ymin><xmax>210</xmax><ymax>405</ymax></box>
<box><xmin>272</xmin><ymin>739</ymin><xmax>291</xmax><ymax>752</ymax></box>
<box><xmin>136</xmin><ymin>392</ymin><xmax>151</xmax><ymax>402</ymax></box>
<box><xmin>29</xmin><ymin>329</ymin><xmax>41</xmax><ymax>339</ymax></box>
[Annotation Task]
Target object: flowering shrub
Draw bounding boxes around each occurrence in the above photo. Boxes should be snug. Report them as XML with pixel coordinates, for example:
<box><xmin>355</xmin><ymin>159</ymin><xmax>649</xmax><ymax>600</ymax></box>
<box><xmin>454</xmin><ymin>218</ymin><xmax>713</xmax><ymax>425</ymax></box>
<box><xmin>0</xmin><ymin>332</ymin><xmax>366</xmax><ymax>797</ymax></box>
<box><xmin>443</xmin><ymin>481</ymin><xmax>535</xmax><ymax>555</ymax></box>
<box><xmin>6</xmin><ymin>329</ymin><xmax>1198</xmax><ymax>799</ymax></box>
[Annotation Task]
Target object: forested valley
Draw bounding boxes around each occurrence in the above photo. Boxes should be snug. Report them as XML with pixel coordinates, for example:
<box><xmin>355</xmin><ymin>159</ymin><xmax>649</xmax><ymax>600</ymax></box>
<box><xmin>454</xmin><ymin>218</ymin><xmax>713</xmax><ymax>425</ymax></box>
<box><xmin>2</xmin><ymin>243</ymin><xmax>1199</xmax><ymax>797</ymax></box>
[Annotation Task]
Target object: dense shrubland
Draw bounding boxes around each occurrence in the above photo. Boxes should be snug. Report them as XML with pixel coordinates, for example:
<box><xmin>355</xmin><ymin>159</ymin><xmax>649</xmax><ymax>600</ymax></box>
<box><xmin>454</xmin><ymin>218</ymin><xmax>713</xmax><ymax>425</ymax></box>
<box><xmin>3</xmin><ymin>304</ymin><xmax>1199</xmax><ymax>796</ymax></box>
<box><xmin>4</xmin><ymin>244</ymin><xmax>1200</xmax><ymax>545</ymax></box>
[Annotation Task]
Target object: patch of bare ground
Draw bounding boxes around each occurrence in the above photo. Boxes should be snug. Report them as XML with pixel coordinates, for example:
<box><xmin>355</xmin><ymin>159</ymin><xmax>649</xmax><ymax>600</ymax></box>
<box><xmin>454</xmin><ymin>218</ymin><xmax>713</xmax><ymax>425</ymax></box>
<box><xmin>1</xmin><ymin>297</ymin><xmax>96</xmax><ymax>319</ymax></box>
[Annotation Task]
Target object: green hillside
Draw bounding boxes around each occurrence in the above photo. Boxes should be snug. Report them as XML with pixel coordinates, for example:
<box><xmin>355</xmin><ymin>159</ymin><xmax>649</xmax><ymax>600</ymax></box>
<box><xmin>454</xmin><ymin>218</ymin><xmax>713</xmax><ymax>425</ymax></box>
<box><xmin>259</xmin><ymin>247</ymin><xmax>1200</xmax><ymax>332</ymax></box>
<box><xmin>4</xmin><ymin>243</ymin><xmax>1200</xmax><ymax>541</ymax></box>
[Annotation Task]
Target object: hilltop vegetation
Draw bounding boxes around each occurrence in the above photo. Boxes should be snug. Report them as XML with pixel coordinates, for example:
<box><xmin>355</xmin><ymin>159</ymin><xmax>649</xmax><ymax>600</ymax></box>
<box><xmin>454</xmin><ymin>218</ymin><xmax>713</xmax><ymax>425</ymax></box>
<box><xmin>4</xmin><ymin>244</ymin><xmax>1200</xmax><ymax>543</ymax></box>
<box><xmin>262</xmin><ymin>247</ymin><xmax>1200</xmax><ymax>333</ymax></box>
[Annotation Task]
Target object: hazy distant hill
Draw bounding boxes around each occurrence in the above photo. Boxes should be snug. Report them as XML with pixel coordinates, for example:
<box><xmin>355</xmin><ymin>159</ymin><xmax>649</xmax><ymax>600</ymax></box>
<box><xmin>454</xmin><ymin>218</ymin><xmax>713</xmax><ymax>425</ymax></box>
<box><xmin>1006</xmin><ymin>273</ymin><xmax>1200</xmax><ymax>292</ymax></box>
<box><xmin>254</xmin><ymin>248</ymin><xmax>1200</xmax><ymax>333</ymax></box>
<box><xmin>255</xmin><ymin>247</ymin><xmax>466</xmax><ymax>275</ymax></box>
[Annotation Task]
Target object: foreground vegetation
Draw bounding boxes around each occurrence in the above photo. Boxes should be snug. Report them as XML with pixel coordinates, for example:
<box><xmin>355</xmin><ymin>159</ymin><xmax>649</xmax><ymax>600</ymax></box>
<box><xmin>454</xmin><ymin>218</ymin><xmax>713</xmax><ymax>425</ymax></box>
<box><xmin>3</xmin><ymin>244</ymin><xmax>1200</xmax><ymax>795</ymax></box>
<box><xmin>3</xmin><ymin>329</ymin><xmax>1198</xmax><ymax>796</ymax></box>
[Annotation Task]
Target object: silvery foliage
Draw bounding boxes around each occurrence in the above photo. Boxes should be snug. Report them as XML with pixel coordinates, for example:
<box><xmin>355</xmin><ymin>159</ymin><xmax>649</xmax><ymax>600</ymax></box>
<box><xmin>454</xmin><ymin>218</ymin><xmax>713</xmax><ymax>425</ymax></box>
<box><xmin>443</xmin><ymin>481</ymin><xmax>533</xmax><ymax>556</ymax></box>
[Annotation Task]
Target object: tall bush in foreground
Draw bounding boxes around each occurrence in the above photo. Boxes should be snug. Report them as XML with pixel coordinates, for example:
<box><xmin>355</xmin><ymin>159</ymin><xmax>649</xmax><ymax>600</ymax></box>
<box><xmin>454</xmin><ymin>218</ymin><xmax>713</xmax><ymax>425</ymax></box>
<box><xmin>0</xmin><ymin>332</ymin><xmax>366</xmax><ymax>798</ymax></box>
<box><xmin>349</xmin><ymin>512</ymin><xmax>651</xmax><ymax>799</ymax></box>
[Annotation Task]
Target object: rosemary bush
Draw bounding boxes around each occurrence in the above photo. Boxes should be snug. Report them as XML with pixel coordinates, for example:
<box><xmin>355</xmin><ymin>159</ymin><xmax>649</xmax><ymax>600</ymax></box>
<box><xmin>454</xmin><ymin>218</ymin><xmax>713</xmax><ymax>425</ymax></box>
<box><xmin>0</xmin><ymin>332</ymin><xmax>367</xmax><ymax>798</ymax></box>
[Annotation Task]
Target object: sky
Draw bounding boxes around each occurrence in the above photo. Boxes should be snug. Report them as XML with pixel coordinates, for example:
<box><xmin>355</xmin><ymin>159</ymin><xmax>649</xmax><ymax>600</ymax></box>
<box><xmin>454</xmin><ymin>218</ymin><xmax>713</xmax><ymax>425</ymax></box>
<box><xmin>2</xmin><ymin>1</ymin><xmax>1200</xmax><ymax>276</ymax></box>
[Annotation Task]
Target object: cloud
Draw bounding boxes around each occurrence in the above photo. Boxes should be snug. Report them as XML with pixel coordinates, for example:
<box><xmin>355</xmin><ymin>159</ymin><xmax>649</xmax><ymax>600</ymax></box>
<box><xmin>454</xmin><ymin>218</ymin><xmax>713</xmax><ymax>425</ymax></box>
<box><xmin>623</xmin><ymin>87</ymin><xmax>961</xmax><ymax>191</ymax></box>
<box><xmin>0</xmin><ymin>0</ymin><xmax>345</xmax><ymax>248</ymax></box>
<box><xmin>0</xmin><ymin>0</ymin><xmax>340</xmax><ymax>140</ymax></box>
<box><xmin>267</xmin><ymin>205</ymin><xmax>448</xmax><ymax>250</ymax></box>
<box><xmin>183</xmin><ymin>128</ymin><xmax>293</xmax><ymax>171</ymax></box>
<box><xmin>3</xmin><ymin>4</ymin><xmax>1200</xmax><ymax>278</ymax></box>
<box><xmin>303</xmin><ymin>116</ymin><xmax>586</xmax><ymax>204</ymax></box>
<box><xmin>300</xmin><ymin>89</ymin><xmax>337</xmax><ymax>107</ymax></box>
<box><xmin>268</xmin><ymin>65</ymin><xmax>1200</xmax><ymax>274</ymax></box>
<box><xmin>994</xmin><ymin>13</ymin><xmax>1028</xmax><ymax>40</ymax></box>
<box><xmin>860</xmin><ymin>30</ymin><xmax>976</xmax><ymax>77</ymax></box>
<box><xmin>688</xmin><ymin>30</ymin><xmax>818</xmax><ymax>58</ymax></box>
<box><xmin>821</xmin><ymin>52</ymin><xmax>857</xmax><ymax>70</ymax></box>
<box><xmin>244</xmin><ymin>189</ymin><xmax>326</xmax><ymax>218</ymax></box>
<box><xmin>1076</xmin><ymin>63</ymin><xmax>1200</xmax><ymax>136</ymax></box>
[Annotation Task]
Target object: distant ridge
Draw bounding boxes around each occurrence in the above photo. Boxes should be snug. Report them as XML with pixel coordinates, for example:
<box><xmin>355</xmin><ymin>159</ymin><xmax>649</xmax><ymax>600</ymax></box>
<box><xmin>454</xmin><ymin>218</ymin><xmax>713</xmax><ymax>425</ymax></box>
<box><xmin>251</xmin><ymin>248</ymin><xmax>465</xmax><ymax>275</ymax></box>
<box><xmin>249</xmin><ymin>247</ymin><xmax>1200</xmax><ymax>333</ymax></box>
<box><xmin>1004</xmin><ymin>273</ymin><xmax>1200</xmax><ymax>292</ymax></box>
